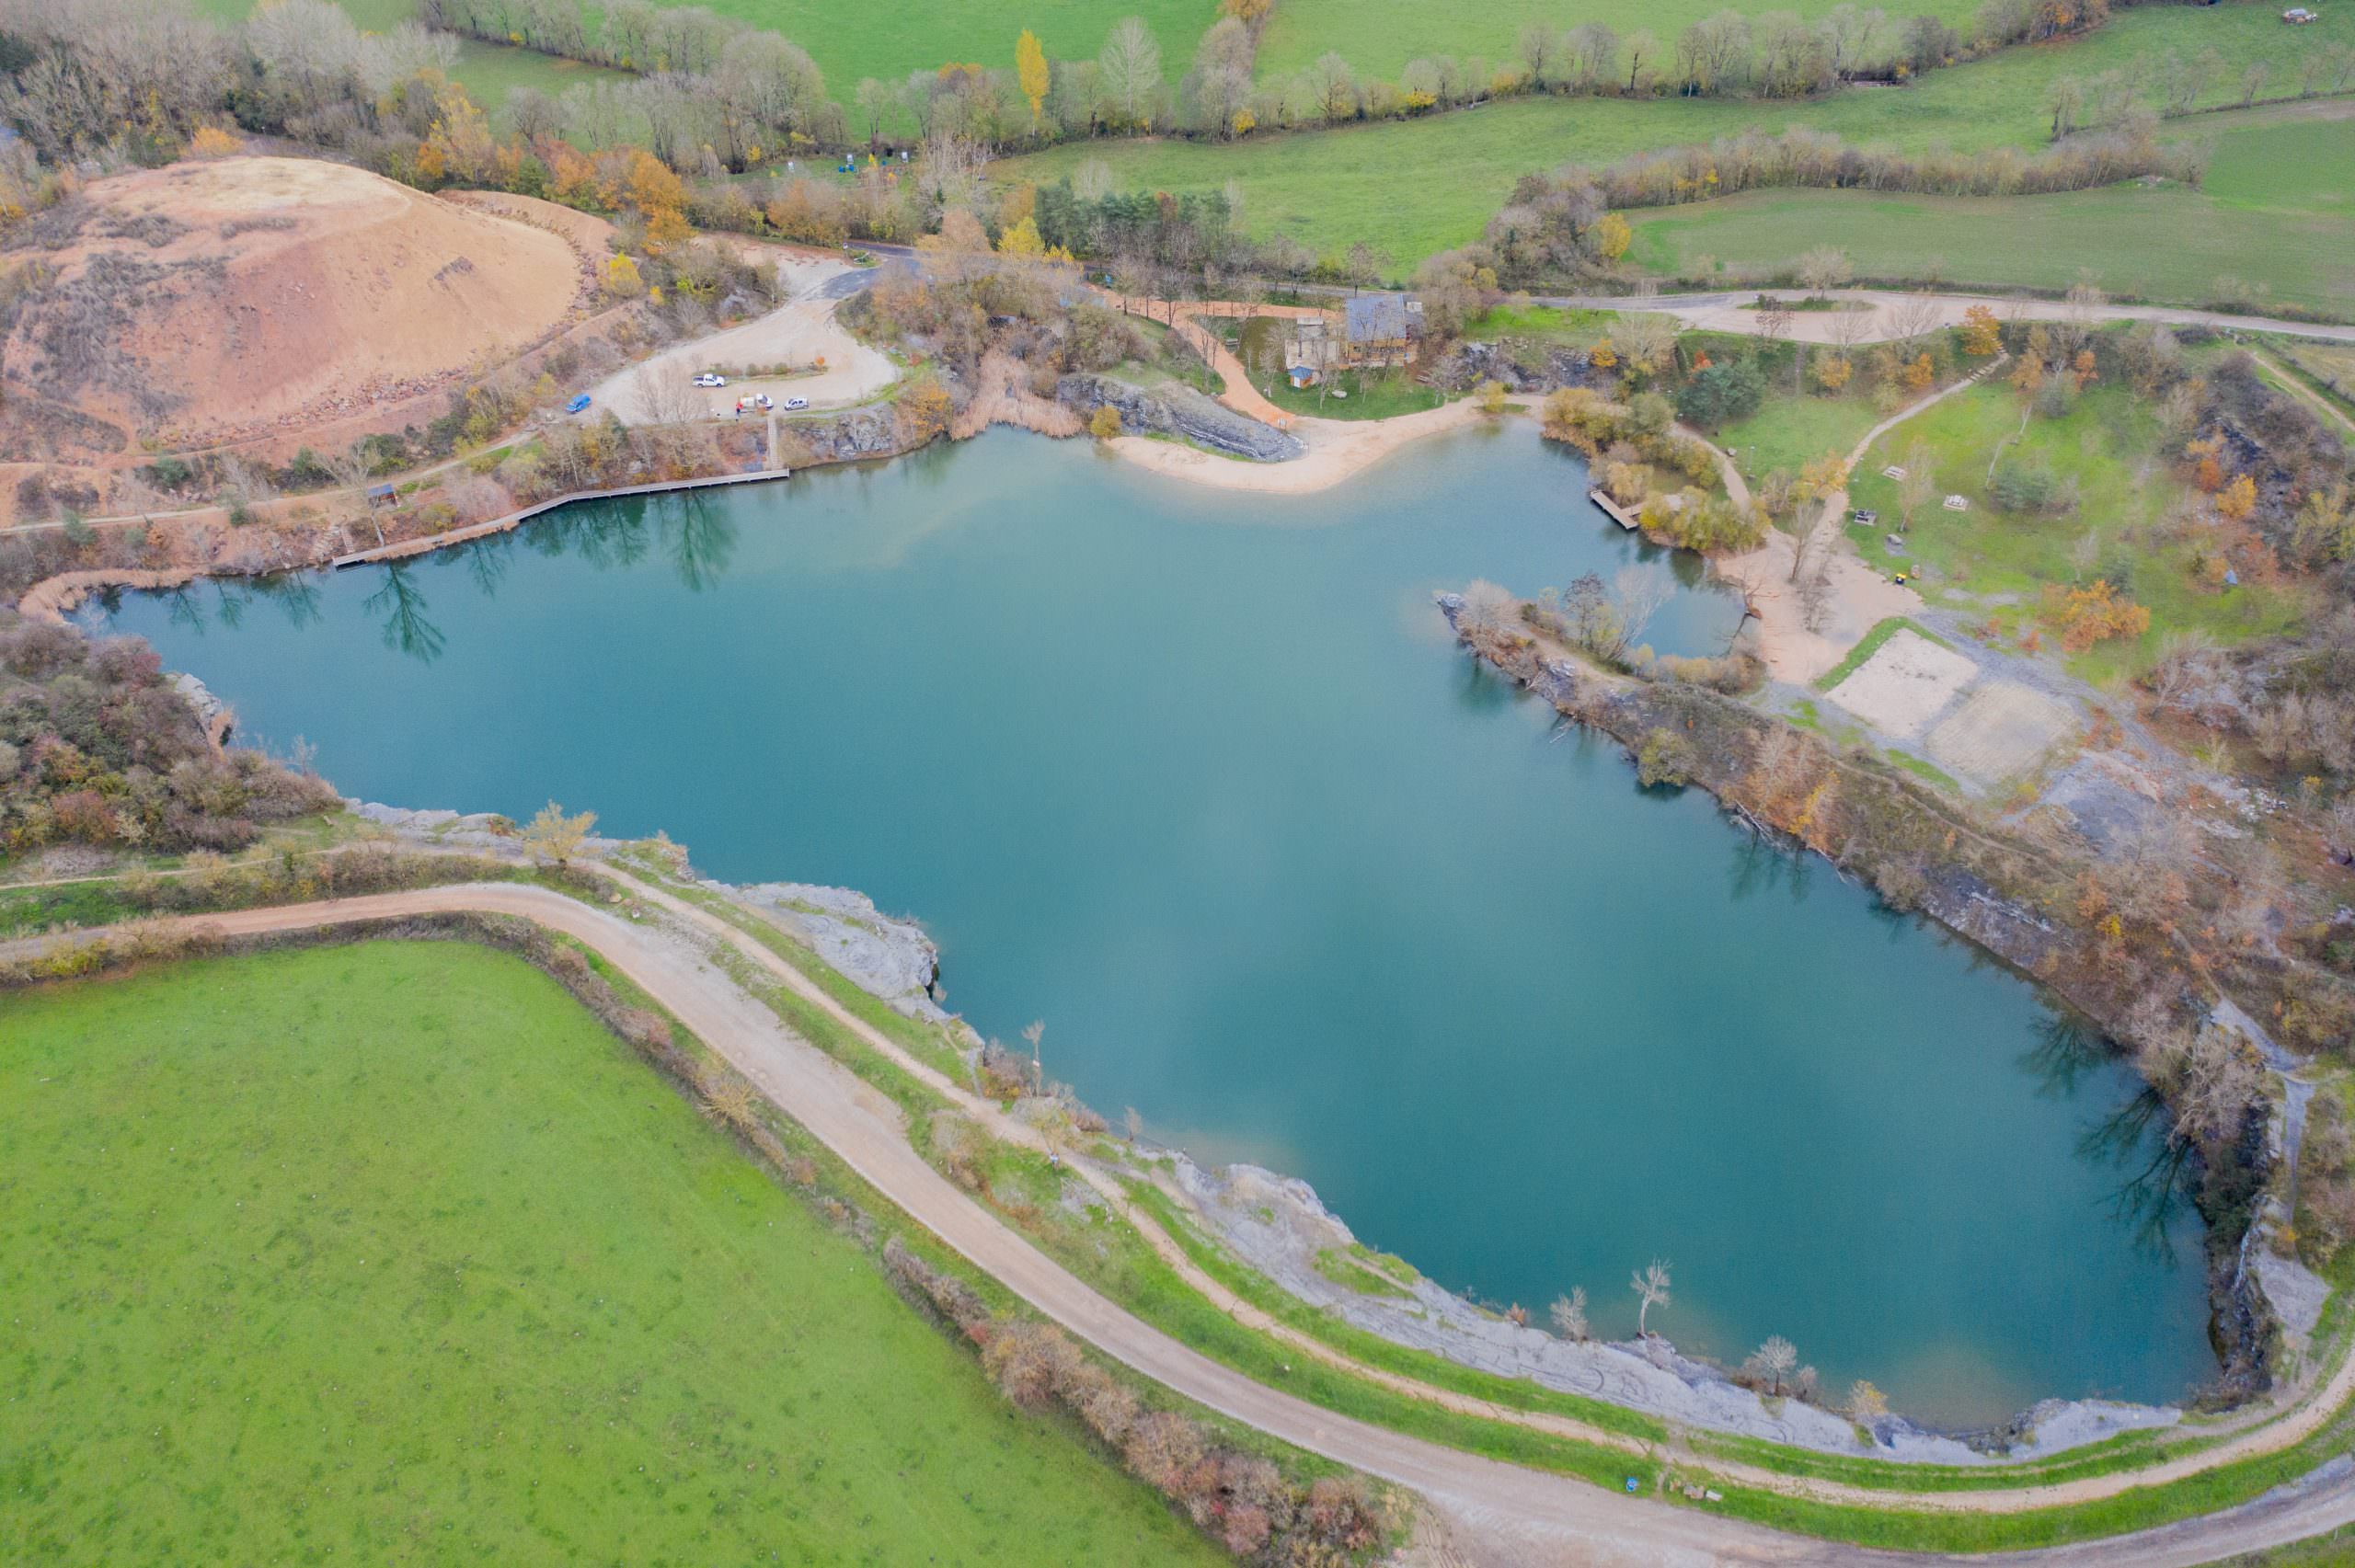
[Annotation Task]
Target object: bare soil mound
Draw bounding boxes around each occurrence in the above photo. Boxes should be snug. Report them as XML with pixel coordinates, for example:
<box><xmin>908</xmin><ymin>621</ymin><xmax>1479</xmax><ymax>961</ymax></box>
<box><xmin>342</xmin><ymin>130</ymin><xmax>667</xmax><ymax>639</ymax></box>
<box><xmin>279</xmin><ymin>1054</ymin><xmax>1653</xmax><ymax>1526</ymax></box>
<box><xmin>2</xmin><ymin>156</ymin><xmax>585</xmax><ymax>455</ymax></box>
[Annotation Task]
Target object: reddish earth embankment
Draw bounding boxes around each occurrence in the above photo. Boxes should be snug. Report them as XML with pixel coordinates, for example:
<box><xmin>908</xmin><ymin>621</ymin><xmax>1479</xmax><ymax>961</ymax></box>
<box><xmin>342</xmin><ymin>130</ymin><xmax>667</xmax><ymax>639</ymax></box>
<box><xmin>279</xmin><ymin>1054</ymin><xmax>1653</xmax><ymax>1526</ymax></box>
<box><xmin>2</xmin><ymin>156</ymin><xmax>599</xmax><ymax>463</ymax></box>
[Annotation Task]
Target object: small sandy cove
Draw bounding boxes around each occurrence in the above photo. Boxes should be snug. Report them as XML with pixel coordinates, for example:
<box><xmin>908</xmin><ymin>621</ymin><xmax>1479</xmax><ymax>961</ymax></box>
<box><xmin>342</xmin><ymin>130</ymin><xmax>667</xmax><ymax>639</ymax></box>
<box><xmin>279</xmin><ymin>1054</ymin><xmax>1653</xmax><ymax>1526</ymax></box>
<box><xmin>1107</xmin><ymin>398</ymin><xmax>1491</xmax><ymax>495</ymax></box>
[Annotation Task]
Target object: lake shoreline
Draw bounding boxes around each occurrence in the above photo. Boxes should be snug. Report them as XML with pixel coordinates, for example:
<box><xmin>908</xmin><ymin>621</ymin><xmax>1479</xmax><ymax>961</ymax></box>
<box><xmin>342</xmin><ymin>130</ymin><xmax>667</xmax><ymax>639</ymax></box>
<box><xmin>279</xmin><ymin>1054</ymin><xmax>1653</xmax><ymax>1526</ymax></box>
<box><xmin>46</xmin><ymin>426</ymin><xmax>2234</xmax><ymax>1435</ymax></box>
<box><xmin>9</xmin><ymin>381</ymin><xmax>1500</xmax><ymax>624</ymax></box>
<box><xmin>1435</xmin><ymin>589</ymin><xmax>2316</xmax><ymax>1434</ymax></box>
<box><xmin>338</xmin><ymin>795</ymin><xmax>2192</xmax><ymax>1462</ymax></box>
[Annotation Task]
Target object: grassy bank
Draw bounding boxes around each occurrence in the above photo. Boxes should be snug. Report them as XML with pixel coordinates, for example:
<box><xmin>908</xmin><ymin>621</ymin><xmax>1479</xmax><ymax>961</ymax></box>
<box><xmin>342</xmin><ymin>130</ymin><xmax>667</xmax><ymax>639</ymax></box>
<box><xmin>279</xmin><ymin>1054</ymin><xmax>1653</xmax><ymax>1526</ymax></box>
<box><xmin>0</xmin><ymin>941</ymin><xmax>1217</xmax><ymax>1564</ymax></box>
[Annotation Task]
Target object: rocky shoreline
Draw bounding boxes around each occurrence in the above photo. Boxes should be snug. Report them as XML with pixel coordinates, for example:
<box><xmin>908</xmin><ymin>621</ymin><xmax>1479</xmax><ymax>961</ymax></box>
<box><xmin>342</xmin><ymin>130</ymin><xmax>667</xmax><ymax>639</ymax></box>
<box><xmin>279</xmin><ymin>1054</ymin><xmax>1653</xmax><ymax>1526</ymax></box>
<box><xmin>1430</xmin><ymin>590</ymin><xmax>2326</xmax><ymax>1430</ymax></box>
<box><xmin>1171</xmin><ymin>1151</ymin><xmax>2180</xmax><ymax>1461</ymax></box>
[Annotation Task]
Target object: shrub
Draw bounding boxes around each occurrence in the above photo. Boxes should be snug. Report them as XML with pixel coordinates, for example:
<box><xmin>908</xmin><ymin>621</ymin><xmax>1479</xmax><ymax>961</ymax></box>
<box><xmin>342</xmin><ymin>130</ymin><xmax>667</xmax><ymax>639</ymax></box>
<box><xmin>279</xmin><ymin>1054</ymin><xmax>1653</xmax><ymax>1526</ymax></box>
<box><xmin>1638</xmin><ymin>488</ymin><xmax>1767</xmax><ymax>554</ymax></box>
<box><xmin>1088</xmin><ymin>404</ymin><xmax>1122</xmax><ymax>441</ymax></box>
<box><xmin>2047</xmin><ymin>579</ymin><xmax>2151</xmax><ymax>652</ymax></box>
<box><xmin>1636</xmin><ymin>728</ymin><xmax>1697</xmax><ymax>787</ymax></box>
<box><xmin>1987</xmin><ymin>461</ymin><xmax>2076</xmax><ymax>516</ymax></box>
<box><xmin>0</xmin><ymin>615</ymin><xmax>337</xmax><ymax>854</ymax></box>
<box><xmin>896</xmin><ymin>375</ymin><xmax>953</xmax><ymax>445</ymax></box>
<box><xmin>1674</xmin><ymin>359</ymin><xmax>1763</xmax><ymax>429</ymax></box>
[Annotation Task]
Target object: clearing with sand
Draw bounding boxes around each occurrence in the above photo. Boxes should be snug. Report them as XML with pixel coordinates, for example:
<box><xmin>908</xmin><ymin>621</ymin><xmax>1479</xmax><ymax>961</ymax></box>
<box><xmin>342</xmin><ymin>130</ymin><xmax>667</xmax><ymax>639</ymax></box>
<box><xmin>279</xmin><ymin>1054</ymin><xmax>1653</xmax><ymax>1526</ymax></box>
<box><xmin>2</xmin><ymin>156</ymin><xmax>592</xmax><ymax>457</ymax></box>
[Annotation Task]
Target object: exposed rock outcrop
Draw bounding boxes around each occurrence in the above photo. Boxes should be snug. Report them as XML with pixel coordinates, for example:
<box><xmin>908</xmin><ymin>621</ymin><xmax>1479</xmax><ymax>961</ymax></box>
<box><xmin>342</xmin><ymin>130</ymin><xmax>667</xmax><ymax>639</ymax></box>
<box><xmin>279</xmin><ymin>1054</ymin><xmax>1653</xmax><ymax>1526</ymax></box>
<box><xmin>720</xmin><ymin>880</ymin><xmax>948</xmax><ymax>1023</ymax></box>
<box><xmin>792</xmin><ymin>406</ymin><xmax>904</xmax><ymax>463</ymax></box>
<box><xmin>1166</xmin><ymin>1150</ymin><xmax>2180</xmax><ymax>1461</ymax></box>
<box><xmin>1427</xmin><ymin>340</ymin><xmax>1605</xmax><ymax>396</ymax></box>
<box><xmin>1056</xmin><ymin>372</ymin><xmax>1305</xmax><ymax>462</ymax></box>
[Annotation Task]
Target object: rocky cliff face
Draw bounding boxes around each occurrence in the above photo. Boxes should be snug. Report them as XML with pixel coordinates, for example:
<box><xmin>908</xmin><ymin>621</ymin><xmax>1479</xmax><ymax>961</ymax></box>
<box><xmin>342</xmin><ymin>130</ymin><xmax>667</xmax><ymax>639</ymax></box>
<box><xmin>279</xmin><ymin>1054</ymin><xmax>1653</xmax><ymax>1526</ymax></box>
<box><xmin>1056</xmin><ymin>372</ymin><xmax>1304</xmax><ymax>463</ymax></box>
<box><xmin>1432</xmin><ymin>591</ymin><xmax>2296</xmax><ymax>1413</ymax></box>
<box><xmin>792</xmin><ymin>407</ymin><xmax>904</xmax><ymax>464</ymax></box>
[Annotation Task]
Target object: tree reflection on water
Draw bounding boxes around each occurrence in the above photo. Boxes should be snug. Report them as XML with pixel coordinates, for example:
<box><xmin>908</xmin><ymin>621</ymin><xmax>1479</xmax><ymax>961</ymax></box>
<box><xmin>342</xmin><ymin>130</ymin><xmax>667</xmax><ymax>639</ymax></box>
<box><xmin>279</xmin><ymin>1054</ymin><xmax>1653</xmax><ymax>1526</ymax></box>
<box><xmin>363</xmin><ymin>566</ymin><xmax>443</xmax><ymax>664</ymax></box>
<box><xmin>510</xmin><ymin>490</ymin><xmax>737</xmax><ymax>593</ymax></box>
<box><xmin>2024</xmin><ymin>1013</ymin><xmax>2197</xmax><ymax>1265</ymax></box>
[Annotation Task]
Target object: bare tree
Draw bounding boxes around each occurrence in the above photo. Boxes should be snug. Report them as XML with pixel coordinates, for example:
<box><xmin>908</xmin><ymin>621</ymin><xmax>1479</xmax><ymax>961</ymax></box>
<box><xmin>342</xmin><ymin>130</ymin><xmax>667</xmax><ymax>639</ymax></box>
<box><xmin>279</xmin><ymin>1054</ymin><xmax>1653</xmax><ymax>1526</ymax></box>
<box><xmin>1612</xmin><ymin>563</ymin><xmax>1674</xmax><ymax>654</ymax></box>
<box><xmin>1848</xmin><ymin>1380</ymin><xmax>1890</xmax><ymax>1419</ymax></box>
<box><xmin>1743</xmin><ymin>1334</ymin><xmax>1799</xmax><ymax>1395</ymax></box>
<box><xmin>1457</xmin><ymin>578</ymin><xmax>1518</xmax><ymax>639</ymax></box>
<box><xmin>916</xmin><ymin>129</ymin><xmax>992</xmax><ymax>212</ymax></box>
<box><xmin>631</xmin><ymin>365</ymin><xmax>705</xmax><ymax>428</ymax></box>
<box><xmin>854</xmin><ymin>76</ymin><xmax>897</xmax><ymax>147</ymax></box>
<box><xmin>1022</xmin><ymin>1018</ymin><xmax>1046</xmax><ymax>1093</ymax></box>
<box><xmin>1796</xmin><ymin>246</ymin><xmax>1853</xmax><ymax>297</ymax></box>
<box><xmin>1887</xmin><ymin>291</ymin><xmax>1942</xmax><ymax>350</ymax></box>
<box><xmin>1896</xmin><ymin>440</ymin><xmax>1935</xmax><ymax>532</ymax></box>
<box><xmin>2052</xmin><ymin>278</ymin><xmax>2107</xmax><ymax>364</ymax></box>
<box><xmin>1629</xmin><ymin>1259</ymin><xmax>1672</xmax><ymax>1337</ymax></box>
<box><xmin>1099</xmin><ymin>16</ymin><xmax>1165</xmax><ymax>129</ymax></box>
<box><xmin>2138</xmin><ymin>1024</ymin><xmax>2265</xmax><ymax>1150</ymax></box>
<box><xmin>1826</xmin><ymin>301</ymin><xmax>1872</xmax><ymax>356</ymax></box>
<box><xmin>1549</xmin><ymin>1288</ymin><xmax>1591</xmax><ymax>1341</ymax></box>
<box><xmin>2329</xmin><ymin>793</ymin><xmax>2355</xmax><ymax>862</ymax></box>
<box><xmin>2149</xmin><ymin>629</ymin><xmax>2234</xmax><ymax>725</ymax></box>
<box><xmin>1517</xmin><ymin>20</ymin><xmax>1563</xmax><ymax>87</ymax></box>
<box><xmin>1796</xmin><ymin>557</ymin><xmax>1834</xmax><ymax>632</ymax></box>
<box><xmin>1567</xmin><ymin>22</ymin><xmax>1620</xmax><ymax>87</ymax></box>
<box><xmin>1610</xmin><ymin>313</ymin><xmax>1680</xmax><ymax>382</ymax></box>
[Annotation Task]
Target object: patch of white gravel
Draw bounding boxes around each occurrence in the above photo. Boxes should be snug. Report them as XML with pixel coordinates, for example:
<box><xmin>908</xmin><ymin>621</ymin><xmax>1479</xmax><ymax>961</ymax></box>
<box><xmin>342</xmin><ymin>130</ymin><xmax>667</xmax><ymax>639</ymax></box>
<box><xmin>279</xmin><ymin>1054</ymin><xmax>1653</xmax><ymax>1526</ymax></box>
<box><xmin>1823</xmin><ymin>629</ymin><xmax>1981</xmax><ymax>739</ymax></box>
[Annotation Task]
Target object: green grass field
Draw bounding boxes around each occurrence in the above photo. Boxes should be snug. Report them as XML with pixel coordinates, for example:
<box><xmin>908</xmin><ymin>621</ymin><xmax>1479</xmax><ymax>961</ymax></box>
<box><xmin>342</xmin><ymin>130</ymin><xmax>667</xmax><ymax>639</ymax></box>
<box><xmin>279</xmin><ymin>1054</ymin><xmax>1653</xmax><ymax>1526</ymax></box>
<box><xmin>1840</xmin><ymin>378</ymin><xmax>2309</xmax><ymax>682</ymax></box>
<box><xmin>1633</xmin><ymin>104</ymin><xmax>2355</xmax><ymax>315</ymax></box>
<box><xmin>0</xmin><ymin>942</ymin><xmax>1217</xmax><ymax>1565</ymax></box>
<box><xmin>995</xmin><ymin>8</ymin><xmax>2352</xmax><ymax>276</ymax></box>
<box><xmin>1711</xmin><ymin>383</ymin><xmax>1887</xmax><ymax>479</ymax></box>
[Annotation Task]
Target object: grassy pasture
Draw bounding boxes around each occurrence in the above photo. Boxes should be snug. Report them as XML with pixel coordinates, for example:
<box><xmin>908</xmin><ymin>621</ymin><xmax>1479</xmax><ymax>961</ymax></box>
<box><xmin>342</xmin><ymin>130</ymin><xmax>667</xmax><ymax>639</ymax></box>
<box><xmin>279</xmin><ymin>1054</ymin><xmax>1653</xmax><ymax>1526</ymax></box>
<box><xmin>1634</xmin><ymin>105</ymin><xmax>2355</xmax><ymax>313</ymax></box>
<box><xmin>1840</xmin><ymin>378</ymin><xmax>2309</xmax><ymax>682</ymax></box>
<box><xmin>996</xmin><ymin>7</ymin><xmax>2351</xmax><ymax>274</ymax></box>
<box><xmin>0</xmin><ymin>941</ymin><xmax>1217</xmax><ymax>1566</ymax></box>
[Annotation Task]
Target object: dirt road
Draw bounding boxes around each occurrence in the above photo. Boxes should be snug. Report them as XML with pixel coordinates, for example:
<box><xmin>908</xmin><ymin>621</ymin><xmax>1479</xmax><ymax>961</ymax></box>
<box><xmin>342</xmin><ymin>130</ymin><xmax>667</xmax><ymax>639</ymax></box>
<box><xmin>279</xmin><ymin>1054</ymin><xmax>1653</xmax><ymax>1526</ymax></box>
<box><xmin>35</xmin><ymin>881</ymin><xmax>2354</xmax><ymax>1568</ymax></box>
<box><xmin>1522</xmin><ymin>289</ymin><xmax>2355</xmax><ymax>349</ymax></box>
<box><xmin>583</xmin><ymin>258</ymin><xmax>897</xmax><ymax>423</ymax></box>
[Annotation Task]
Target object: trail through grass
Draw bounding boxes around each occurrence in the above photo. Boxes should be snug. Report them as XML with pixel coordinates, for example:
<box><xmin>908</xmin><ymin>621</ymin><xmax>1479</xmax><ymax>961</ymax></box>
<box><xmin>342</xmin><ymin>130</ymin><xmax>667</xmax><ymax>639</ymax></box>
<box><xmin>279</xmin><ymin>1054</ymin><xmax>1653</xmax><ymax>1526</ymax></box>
<box><xmin>0</xmin><ymin>942</ymin><xmax>1217</xmax><ymax>1565</ymax></box>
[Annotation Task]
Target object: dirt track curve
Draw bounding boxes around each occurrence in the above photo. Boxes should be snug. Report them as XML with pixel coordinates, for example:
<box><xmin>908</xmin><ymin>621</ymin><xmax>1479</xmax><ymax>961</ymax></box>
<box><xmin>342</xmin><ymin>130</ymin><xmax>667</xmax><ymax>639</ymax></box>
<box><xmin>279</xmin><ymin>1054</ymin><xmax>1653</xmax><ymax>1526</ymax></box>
<box><xmin>34</xmin><ymin>881</ymin><xmax>2355</xmax><ymax>1568</ymax></box>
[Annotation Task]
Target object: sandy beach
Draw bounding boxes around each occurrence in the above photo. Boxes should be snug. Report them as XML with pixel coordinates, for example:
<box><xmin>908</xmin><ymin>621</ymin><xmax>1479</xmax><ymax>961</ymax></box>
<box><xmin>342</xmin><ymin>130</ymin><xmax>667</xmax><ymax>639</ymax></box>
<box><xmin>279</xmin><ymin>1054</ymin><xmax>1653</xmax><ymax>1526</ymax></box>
<box><xmin>1106</xmin><ymin>398</ymin><xmax>1493</xmax><ymax>495</ymax></box>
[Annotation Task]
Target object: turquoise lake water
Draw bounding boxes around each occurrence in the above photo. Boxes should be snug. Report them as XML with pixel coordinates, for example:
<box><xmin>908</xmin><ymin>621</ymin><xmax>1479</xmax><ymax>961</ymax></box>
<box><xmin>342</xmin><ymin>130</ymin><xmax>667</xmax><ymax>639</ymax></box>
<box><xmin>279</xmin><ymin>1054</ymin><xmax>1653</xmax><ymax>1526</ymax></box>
<box><xmin>90</xmin><ymin>423</ymin><xmax>2215</xmax><ymax>1425</ymax></box>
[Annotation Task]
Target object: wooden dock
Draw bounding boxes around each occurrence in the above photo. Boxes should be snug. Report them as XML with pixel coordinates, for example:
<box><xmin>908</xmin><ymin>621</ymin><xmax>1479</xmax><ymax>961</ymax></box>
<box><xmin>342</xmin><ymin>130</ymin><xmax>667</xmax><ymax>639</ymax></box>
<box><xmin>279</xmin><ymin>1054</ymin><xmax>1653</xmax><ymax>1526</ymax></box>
<box><xmin>330</xmin><ymin>469</ymin><xmax>790</xmax><ymax>569</ymax></box>
<box><xmin>1588</xmin><ymin>487</ymin><xmax>1640</xmax><ymax>531</ymax></box>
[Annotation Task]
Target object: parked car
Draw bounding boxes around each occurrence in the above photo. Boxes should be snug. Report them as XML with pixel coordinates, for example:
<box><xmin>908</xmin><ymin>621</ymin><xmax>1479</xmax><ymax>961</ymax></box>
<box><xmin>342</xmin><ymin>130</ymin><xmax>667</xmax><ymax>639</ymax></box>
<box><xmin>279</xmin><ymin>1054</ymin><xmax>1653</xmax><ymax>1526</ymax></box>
<box><xmin>564</xmin><ymin>393</ymin><xmax>591</xmax><ymax>414</ymax></box>
<box><xmin>694</xmin><ymin>372</ymin><xmax>727</xmax><ymax>388</ymax></box>
<box><xmin>784</xmin><ymin>396</ymin><xmax>809</xmax><ymax>411</ymax></box>
<box><xmin>752</xmin><ymin>393</ymin><xmax>775</xmax><ymax>410</ymax></box>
